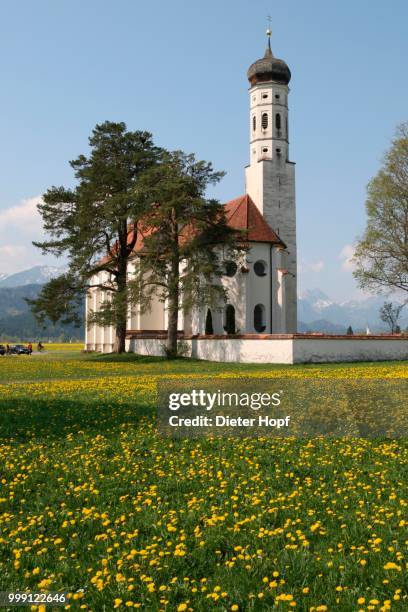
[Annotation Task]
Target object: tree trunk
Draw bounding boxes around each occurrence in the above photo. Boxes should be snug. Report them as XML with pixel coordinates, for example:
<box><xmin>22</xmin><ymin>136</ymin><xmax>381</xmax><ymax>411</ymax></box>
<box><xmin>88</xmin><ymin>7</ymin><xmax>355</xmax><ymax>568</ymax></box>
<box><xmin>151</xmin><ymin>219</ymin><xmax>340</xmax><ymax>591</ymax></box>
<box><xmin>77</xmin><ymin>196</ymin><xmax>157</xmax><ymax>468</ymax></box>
<box><xmin>113</xmin><ymin>319</ymin><xmax>127</xmax><ymax>353</ymax></box>
<box><xmin>167</xmin><ymin>286</ymin><xmax>179</xmax><ymax>358</ymax></box>
<box><xmin>113</xmin><ymin>253</ymin><xmax>128</xmax><ymax>353</ymax></box>
<box><xmin>167</xmin><ymin>208</ymin><xmax>180</xmax><ymax>358</ymax></box>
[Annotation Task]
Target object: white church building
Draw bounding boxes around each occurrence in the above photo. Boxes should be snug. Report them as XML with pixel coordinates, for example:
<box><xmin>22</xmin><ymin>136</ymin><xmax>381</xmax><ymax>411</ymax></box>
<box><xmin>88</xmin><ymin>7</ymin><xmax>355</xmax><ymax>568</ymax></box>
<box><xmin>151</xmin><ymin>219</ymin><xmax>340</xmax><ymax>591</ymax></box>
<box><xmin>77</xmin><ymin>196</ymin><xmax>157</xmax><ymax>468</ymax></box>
<box><xmin>86</xmin><ymin>33</ymin><xmax>407</xmax><ymax>363</ymax></box>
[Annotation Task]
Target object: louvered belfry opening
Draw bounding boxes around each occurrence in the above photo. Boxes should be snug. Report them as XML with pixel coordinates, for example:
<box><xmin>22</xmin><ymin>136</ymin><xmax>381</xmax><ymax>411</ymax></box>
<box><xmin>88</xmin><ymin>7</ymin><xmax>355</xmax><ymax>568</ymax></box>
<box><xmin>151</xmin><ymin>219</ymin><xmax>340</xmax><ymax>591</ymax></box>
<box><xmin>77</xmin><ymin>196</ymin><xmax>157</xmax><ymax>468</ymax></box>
<box><xmin>261</xmin><ymin>113</ymin><xmax>268</xmax><ymax>129</ymax></box>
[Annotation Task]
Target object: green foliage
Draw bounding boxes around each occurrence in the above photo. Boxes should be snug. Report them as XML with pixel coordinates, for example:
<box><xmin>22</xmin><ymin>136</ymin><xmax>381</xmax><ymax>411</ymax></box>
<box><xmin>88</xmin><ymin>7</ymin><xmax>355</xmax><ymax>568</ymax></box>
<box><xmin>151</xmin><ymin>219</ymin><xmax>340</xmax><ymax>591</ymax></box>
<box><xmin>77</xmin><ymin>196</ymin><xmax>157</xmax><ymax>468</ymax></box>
<box><xmin>31</xmin><ymin>122</ymin><xmax>161</xmax><ymax>351</ymax></box>
<box><xmin>131</xmin><ymin>151</ymin><xmax>244</xmax><ymax>355</ymax></box>
<box><xmin>26</xmin><ymin>274</ymin><xmax>83</xmax><ymax>326</ymax></box>
<box><xmin>353</xmin><ymin>122</ymin><xmax>408</xmax><ymax>293</ymax></box>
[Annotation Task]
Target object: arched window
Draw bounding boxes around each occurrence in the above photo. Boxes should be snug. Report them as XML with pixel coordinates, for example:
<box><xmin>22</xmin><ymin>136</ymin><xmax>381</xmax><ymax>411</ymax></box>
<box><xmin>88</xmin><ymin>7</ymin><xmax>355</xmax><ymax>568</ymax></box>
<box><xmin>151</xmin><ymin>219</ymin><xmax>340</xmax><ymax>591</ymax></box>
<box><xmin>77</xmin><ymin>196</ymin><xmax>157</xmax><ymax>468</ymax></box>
<box><xmin>254</xmin><ymin>260</ymin><xmax>267</xmax><ymax>277</ymax></box>
<box><xmin>275</xmin><ymin>113</ymin><xmax>281</xmax><ymax>130</ymax></box>
<box><xmin>254</xmin><ymin>304</ymin><xmax>266</xmax><ymax>333</ymax></box>
<box><xmin>224</xmin><ymin>305</ymin><xmax>236</xmax><ymax>335</ymax></box>
<box><xmin>252</xmin><ymin>116</ymin><xmax>256</xmax><ymax>132</ymax></box>
<box><xmin>261</xmin><ymin>113</ymin><xmax>268</xmax><ymax>129</ymax></box>
<box><xmin>205</xmin><ymin>309</ymin><xmax>214</xmax><ymax>335</ymax></box>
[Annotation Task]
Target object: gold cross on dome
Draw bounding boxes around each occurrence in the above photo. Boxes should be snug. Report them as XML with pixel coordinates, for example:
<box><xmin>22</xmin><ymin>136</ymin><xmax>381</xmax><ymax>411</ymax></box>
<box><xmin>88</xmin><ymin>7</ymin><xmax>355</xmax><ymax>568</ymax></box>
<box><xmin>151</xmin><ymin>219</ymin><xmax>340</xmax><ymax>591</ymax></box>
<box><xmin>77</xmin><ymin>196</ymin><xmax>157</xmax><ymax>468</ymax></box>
<box><xmin>266</xmin><ymin>15</ymin><xmax>272</xmax><ymax>50</ymax></box>
<box><xmin>266</xmin><ymin>15</ymin><xmax>272</xmax><ymax>36</ymax></box>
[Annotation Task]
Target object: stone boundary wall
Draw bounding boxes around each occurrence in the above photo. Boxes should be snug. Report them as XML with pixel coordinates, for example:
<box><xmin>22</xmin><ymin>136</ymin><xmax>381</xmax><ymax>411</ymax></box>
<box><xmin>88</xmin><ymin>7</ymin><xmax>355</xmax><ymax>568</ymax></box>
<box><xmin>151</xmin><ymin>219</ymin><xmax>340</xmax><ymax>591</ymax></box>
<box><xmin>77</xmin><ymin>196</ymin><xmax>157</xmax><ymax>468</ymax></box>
<box><xmin>86</xmin><ymin>333</ymin><xmax>408</xmax><ymax>364</ymax></box>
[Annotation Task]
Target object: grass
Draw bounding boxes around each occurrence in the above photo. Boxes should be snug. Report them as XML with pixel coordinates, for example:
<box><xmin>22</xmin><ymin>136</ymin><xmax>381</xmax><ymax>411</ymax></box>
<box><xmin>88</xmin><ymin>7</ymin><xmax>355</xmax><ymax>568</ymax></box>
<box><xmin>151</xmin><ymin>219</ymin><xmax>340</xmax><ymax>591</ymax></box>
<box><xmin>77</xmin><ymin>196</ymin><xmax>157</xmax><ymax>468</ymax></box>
<box><xmin>0</xmin><ymin>348</ymin><xmax>406</xmax><ymax>611</ymax></box>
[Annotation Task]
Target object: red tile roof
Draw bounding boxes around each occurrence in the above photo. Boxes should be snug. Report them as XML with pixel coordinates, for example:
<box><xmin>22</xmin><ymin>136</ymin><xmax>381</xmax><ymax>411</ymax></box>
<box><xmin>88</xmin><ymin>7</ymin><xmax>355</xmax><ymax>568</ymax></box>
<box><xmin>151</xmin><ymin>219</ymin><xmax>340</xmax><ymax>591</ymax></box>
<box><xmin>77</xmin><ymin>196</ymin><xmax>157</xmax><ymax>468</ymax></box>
<box><xmin>96</xmin><ymin>194</ymin><xmax>284</xmax><ymax>268</ymax></box>
<box><xmin>224</xmin><ymin>194</ymin><xmax>285</xmax><ymax>246</ymax></box>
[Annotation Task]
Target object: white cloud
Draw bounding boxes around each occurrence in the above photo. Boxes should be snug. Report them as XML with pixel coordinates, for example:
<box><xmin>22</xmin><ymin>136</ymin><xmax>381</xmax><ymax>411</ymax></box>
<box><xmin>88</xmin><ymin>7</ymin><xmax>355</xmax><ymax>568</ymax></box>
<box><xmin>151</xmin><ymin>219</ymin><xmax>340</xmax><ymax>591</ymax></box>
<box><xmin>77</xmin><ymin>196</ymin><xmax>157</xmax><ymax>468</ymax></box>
<box><xmin>0</xmin><ymin>245</ymin><xmax>27</xmax><ymax>258</ymax></box>
<box><xmin>339</xmin><ymin>244</ymin><xmax>356</xmax><ymax>271</ymax></box>
<box><xmin>0</xmin><ymin>196</ymin><xmax>59</xmax><ymax>275</ymax></box>
<box><xmin>301</xmin><ymin>259</ymin><xmax>324</xmax><ymax>273</ymax></box>
<box><xmin>0</xmin><ymin>196</ymin><xmax>43</xmax><ymax>238</ymax></box>
<box><xmin>0</xmin><ymin>245</ymin><xmax>30</xmax><ymax>274</ymax></box>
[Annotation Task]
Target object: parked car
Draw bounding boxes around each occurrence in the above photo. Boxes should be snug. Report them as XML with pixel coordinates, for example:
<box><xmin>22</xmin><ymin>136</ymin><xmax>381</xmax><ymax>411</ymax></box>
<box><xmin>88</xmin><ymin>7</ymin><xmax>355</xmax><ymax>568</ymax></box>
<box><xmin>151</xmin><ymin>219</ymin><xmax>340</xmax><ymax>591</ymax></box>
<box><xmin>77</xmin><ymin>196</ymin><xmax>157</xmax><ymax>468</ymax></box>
<box><xmin>10</xmin><ymin>344</ymin><xmax>31</xmax><ymax>355</ymax></box>
<box><xmin>0</xmin><ymin>345</ymin><xmax>5</xmax><ymax>356</ymax></box>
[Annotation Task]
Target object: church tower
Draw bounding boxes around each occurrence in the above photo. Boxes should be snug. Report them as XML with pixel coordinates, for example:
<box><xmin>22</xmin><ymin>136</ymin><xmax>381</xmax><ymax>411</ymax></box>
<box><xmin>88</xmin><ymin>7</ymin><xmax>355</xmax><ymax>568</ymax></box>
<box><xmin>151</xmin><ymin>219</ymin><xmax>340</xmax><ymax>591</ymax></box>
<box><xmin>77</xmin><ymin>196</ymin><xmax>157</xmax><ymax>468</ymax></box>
<box><xmin>245</xmin><ymin>29</ymin><xmax>297</xmax><ymax>332</ymax></box>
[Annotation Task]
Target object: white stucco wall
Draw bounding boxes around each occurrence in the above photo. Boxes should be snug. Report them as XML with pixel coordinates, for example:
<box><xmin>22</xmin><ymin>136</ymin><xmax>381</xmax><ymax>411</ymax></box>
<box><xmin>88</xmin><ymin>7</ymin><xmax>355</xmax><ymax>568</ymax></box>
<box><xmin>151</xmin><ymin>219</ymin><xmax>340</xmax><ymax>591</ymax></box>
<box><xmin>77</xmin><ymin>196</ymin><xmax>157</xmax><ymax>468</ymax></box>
<box><xmin>194</xmin><ymin>244</ymin><xmax>287</xmax><ymax>337</ymax></box>
<box><xmin>245</xmin><ymin>77</ymin><xmax>297</xmax><ymax>334</ymax></box>
<box><xmin>192</xmin><ymin>337</ymin><xmax>294</xmax><ymax>364</ymax></box>
<box><xmin>245</xmin><ymin>243</ymin><xmax>271</xmax><ymax>333</ymax></box>
<box><xmin>292</xmin><ymin>338</ymin><xmax>408</xmax><ymax>363</ymax></box>
<box><xmin>88</xmin><ymin>336</ymin><xmax>408</xmax><ymax>364</ymax></box>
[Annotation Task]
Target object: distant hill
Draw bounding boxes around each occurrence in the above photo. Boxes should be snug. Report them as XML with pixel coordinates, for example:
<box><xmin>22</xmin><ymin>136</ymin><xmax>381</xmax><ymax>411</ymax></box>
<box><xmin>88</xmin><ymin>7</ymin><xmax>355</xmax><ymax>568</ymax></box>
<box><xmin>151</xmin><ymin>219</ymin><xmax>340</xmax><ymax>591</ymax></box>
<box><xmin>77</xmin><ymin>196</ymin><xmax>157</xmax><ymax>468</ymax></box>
<box><xmin>298</xmin><ymin>288</ymin><xmax>407</xmax><ymax>333</ymax></box>
<box><xmin>297</xmin><ymin>319</ymin><xmax>347</xmax><ymax>334</ymax></box>
<box><xmin>0</xmin><ymin>265</ymin><xmax>65</xmax><ymax>288</ymax></box>
<box><xmin>0</xmin><ymin>282</ymin><xmax>83</xmax><ymax>341</ymax></box>
<box><xmin>0</xmin><ymin>284</ymin><xmax>45</xmax><ymax>317</ymax></box>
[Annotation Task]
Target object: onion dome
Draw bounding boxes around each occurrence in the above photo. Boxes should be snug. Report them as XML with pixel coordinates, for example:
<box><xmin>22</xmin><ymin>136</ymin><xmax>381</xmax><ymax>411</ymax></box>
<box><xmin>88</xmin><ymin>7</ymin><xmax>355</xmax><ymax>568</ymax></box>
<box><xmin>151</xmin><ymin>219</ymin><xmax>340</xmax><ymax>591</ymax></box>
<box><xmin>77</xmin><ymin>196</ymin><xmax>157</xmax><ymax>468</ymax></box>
<box><xmin>247</xmin><ymin>34</ymin><xmax>291</xmax><ymax>86</ymax></box>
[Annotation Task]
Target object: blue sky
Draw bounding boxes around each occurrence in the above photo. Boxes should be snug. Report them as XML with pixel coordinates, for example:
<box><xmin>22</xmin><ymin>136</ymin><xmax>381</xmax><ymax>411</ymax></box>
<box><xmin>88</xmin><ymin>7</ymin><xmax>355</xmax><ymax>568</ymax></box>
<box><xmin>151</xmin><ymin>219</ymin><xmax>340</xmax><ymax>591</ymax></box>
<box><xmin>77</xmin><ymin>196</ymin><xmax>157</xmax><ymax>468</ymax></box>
<box><xmin>0</xmin><ymin>0</ymin><xmax>407</xmax><ymax>300</ymax></box>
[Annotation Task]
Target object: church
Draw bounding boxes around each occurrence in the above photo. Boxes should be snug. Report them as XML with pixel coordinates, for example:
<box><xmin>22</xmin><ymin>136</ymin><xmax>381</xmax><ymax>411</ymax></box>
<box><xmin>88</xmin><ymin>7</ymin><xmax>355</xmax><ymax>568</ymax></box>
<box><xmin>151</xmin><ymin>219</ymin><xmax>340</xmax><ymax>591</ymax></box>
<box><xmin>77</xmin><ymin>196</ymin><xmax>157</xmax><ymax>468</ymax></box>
<box><xmin>86</xmin><ymin>31</ymin><xmax>297</xmax><ymax>346</ymax></box>
<box><xmin>85</xmin><ymin>32</ymin><xmax>407</xmax><ymax>363</ymax></box>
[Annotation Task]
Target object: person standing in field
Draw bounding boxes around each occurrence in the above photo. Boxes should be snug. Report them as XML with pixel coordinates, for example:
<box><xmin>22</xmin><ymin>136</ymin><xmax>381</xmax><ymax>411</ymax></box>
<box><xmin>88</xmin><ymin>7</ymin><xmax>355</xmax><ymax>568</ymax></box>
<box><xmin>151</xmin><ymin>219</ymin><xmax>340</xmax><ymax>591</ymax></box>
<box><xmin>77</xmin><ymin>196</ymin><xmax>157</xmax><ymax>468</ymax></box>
<box><xmin>27</xmin><ymin>342</ymin><xmax>32</xmax><ymax>355</ymax></box>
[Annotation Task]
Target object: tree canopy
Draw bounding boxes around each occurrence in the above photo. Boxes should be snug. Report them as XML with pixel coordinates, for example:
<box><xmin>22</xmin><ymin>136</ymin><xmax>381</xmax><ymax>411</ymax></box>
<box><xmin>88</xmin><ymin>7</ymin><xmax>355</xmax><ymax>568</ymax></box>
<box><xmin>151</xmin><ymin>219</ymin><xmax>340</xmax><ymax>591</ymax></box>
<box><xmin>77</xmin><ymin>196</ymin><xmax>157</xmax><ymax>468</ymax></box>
<box><xmin>379</xmin><ymin>301</ymin><xmax>405</xmax><ymax>334</ymax></box>
<box><xmin>353</xmin><ymin>122</ymin><xmax>408</xmax><ymax>294</ymax></box>
<box><xmin>31</xmin><ymin>121</ymin><xmax>161</xmax><ymax>351</ymax></box>
<box><xmin>132</xmin><ymin>151</ymin><xmax>244</xmax><ymax>356</ymax></box>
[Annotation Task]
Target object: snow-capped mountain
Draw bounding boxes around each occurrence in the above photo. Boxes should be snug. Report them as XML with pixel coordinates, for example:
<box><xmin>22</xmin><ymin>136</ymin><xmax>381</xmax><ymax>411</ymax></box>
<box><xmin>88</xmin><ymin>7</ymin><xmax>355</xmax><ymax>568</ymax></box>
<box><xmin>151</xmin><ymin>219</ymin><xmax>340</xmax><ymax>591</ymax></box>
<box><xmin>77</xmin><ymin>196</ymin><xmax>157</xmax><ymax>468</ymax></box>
<box><xmin>0</xmin><ymin>265</ymin><xmax>65</xmax><ymax>288</ymax></box>
<box><xmin>0</xmin><ymin>266</ymin><xmax>405</xmax><ymax>333</ymax></box>
<box><xmin>299</xmin><ymin>288</ymin><xmax>407</xmax><ymax>332</ymax></box>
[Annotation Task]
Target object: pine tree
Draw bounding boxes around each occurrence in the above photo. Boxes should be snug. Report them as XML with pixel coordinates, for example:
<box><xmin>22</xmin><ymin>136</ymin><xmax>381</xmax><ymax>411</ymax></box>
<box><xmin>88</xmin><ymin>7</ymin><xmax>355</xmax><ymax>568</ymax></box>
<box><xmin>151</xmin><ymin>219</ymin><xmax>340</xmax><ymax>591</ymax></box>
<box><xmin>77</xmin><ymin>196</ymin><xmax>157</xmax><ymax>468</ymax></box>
<box><xmin>30</xmin><ymin>122</ymin><xmax>160</xmax><ymax>352</ymax></box>
<box><xmin>132</xmin><ymin>151</ymin><xmax>244</xmax><ymax>357</ymax></box>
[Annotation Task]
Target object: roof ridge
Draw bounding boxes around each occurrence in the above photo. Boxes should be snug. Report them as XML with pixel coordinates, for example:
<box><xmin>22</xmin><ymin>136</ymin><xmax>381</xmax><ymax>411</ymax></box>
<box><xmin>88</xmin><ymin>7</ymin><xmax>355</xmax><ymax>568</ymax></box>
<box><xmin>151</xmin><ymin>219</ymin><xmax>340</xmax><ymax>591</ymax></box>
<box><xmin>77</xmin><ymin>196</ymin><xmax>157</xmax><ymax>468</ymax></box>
<box><xmin>224</xmin><ymin>193</ymin><xmax>285</xmax><ymax>246</ymax></box>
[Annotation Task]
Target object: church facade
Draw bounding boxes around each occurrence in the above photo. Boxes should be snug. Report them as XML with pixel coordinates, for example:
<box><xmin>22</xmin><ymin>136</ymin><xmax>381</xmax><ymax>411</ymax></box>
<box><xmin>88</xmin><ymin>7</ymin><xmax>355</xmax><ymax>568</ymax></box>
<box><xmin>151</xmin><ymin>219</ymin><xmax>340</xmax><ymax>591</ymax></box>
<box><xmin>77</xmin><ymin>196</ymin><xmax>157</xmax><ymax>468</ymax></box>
<box><xmin>86</xmin><ymin>34</ymin><xmax>297</xmax><ymax>351</ymax></box>
<box><xmin>85</xmin><ymin>34</ymin><xmax>408</xmax><ymax>363</ymax></box>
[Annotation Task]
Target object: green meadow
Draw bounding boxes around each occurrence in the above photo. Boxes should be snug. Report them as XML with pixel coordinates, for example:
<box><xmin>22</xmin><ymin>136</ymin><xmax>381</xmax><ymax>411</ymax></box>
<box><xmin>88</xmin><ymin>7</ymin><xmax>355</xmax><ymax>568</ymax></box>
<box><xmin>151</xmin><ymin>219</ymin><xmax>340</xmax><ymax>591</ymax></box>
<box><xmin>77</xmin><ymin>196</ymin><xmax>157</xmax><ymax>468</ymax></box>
<box><xmin>0</xmin><ymin>350</ymin><xmax>406</xmax><ymax>611</ymax></box>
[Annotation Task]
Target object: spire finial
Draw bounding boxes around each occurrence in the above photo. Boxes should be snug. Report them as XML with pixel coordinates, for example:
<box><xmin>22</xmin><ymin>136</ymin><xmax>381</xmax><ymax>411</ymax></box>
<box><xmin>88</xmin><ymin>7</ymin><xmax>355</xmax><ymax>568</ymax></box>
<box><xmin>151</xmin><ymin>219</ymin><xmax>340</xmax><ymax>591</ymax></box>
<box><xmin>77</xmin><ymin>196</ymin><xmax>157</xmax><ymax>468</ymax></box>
<box><xmin>266</xmin><ymin>15</ymin><xmax>272</xmax><ymax>52</ymax></box>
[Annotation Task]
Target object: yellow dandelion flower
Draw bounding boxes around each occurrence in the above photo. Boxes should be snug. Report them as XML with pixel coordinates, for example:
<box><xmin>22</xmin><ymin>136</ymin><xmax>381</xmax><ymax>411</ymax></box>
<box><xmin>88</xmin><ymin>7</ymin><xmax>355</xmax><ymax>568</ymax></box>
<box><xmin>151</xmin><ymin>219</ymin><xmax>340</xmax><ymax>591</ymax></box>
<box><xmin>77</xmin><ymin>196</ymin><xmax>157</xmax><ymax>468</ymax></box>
<box><xmin>383</xmin><ymin>562</ymin><xmax>401</xmax><ymax>571</ymax></box>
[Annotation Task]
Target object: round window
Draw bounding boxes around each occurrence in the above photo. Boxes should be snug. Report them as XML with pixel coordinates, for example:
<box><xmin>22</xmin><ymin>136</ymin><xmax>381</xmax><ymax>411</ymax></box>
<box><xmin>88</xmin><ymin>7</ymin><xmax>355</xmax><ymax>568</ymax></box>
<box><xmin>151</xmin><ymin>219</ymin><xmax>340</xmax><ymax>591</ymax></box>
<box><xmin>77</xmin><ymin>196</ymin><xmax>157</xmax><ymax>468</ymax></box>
<box><xmin>225</xmin><ymin>261</ymin><xmax>238</xmax><ymax>277</ymax></box>
<box><xmin>254</xmin><ymin>260</ymin><xmax>267</xmax><ymax>276</ymax></box>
